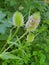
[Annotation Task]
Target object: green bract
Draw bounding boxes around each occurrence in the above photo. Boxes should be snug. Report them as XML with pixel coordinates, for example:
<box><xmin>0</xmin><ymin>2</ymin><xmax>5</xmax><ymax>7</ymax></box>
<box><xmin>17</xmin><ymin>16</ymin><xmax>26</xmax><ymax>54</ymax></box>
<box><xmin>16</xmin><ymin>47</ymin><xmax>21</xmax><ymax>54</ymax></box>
<box><xmin>13</xmin><ymin>11</ymin><xmax>24</xmax><ymax>27</ymax></box>
<box><xmin>26</xmin><ymin>12</ymin><xmax>40</xmax><ymax>32</ymax></box>
<box><xmin>27</xmin><ymin>33</ymin><xmax>34</xmax><ymax>42</ymax></box>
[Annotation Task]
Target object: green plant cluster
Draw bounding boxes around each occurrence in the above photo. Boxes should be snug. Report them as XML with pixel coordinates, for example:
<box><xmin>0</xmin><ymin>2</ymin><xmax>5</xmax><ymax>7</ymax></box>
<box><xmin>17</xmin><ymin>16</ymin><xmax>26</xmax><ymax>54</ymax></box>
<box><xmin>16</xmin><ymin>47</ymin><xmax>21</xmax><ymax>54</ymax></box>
<box><xmin>0</xmin><ymin>0</ymin><xmax>49</xmax><ymax>65</ymax></box>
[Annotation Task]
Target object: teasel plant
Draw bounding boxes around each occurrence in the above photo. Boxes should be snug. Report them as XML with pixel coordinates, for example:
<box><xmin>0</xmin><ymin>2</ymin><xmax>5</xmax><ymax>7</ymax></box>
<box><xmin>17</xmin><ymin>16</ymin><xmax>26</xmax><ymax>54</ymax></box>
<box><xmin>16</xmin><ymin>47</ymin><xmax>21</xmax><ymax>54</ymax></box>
<box><xmin>0</xmin><ymin>11</ymin><xmax>41</xmax><ymax>59</ymax></box>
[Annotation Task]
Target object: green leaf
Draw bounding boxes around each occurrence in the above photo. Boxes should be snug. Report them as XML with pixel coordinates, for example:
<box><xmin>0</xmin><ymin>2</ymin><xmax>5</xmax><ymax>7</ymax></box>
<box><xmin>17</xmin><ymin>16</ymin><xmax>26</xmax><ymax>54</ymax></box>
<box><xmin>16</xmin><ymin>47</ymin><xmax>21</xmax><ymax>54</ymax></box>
<box><xmin>0</xmin><ymin>52</ymin><xmax>21</xmax><ymax>60</ymax></box>
<box><xmin>0</xmin><ymin>11</ymin><xmax>6</xmax><ymax>20</ymax></box>
<box><xmin>33</xmin><ymin>51</ymin><xmax>37</xmax><ymax>56</ymax></box>
<box><xmin>0</xmin><ymin>18</ymin><xmax>13</xmax><ymax>34</ymax></box>
<box><xmin>39</xmin><ymin>53</ymin><xmax>46</xmax><ymax>65</ymax></box>
<box><xmin>0</xmin><ymin>24</ymin><xmax>6</xmax><ymax>34</ymax></box>
<box><xmin>2</xmin><ymin>61</ymin><xmax>7</xmax><ymax>65</ymax></box>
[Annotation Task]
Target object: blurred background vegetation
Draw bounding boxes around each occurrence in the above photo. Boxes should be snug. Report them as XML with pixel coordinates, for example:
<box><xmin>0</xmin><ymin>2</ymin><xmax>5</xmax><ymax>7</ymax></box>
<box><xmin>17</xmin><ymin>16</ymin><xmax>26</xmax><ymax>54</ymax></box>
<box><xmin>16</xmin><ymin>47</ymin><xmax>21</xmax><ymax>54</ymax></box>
<box><xmin>0</xmin><ymin>0</ymin><xmax>49</xmax><ymax>65</ymax></box>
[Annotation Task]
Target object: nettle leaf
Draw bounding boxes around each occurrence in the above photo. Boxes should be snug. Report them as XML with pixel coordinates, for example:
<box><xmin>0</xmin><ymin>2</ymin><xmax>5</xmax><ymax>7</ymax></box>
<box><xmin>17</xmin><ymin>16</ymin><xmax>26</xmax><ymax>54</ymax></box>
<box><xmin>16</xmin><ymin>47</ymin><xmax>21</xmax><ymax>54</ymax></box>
<box><xmin>3</xmin><ymin>18</ymin><xmax>13</xmax><ymax>27</ymax></box>
<box><xmin>0</xmin><ymin>52</ymin><xmax>21</xmax><ymax>60</ymax></box>
<box><xmin>0</xmin><ymin>19</ymin><xmax>13</xmax><ymax>40</ymax></box>
<box><xmin>0</xmin><ymin>10</ymin><xmax>13</xmax><ymax>34</ymax></box>
<box><xmin>0</xmin><ymin>18</ymin><xmax>13</xmax><ymax>34</ymax></box>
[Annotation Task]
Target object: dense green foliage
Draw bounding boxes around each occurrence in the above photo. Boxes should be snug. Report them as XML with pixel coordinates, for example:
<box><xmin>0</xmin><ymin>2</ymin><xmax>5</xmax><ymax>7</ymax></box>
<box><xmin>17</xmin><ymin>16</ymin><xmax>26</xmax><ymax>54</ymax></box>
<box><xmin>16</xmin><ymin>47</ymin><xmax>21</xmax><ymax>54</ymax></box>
<box><xmin>0</xmin><ymin>0</ymin><xmax>49</xmax><ymax>65</ymax></box>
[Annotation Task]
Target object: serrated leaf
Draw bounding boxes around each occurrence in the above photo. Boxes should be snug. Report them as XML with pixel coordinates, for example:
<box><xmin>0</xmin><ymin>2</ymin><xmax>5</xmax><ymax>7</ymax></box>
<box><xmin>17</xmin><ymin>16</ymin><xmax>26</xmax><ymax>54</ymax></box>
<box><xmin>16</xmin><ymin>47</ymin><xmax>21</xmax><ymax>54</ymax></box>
<box><xmin>0</xmin><ymin>18</ymin><xmax>13</xmax><ymax>34</ymax></box>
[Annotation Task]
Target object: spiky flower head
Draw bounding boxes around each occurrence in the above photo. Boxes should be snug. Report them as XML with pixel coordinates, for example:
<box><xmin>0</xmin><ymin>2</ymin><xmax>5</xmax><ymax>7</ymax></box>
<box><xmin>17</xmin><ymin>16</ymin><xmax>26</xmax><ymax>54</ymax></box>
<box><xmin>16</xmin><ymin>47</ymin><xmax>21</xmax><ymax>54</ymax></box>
<box><xmin>26</xmin><ymin>12</ymin><xmax>40</xmax><ymax>32</ymax></box>
<box><xmin>27</xmin><ymin>33</ymin><xmax>34</xmax><ymax>42</ymax></box>
<box><xmin>13</xmin><ymin>11</ymin><xmax>24</xmax><ymax>27</ymax></box>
